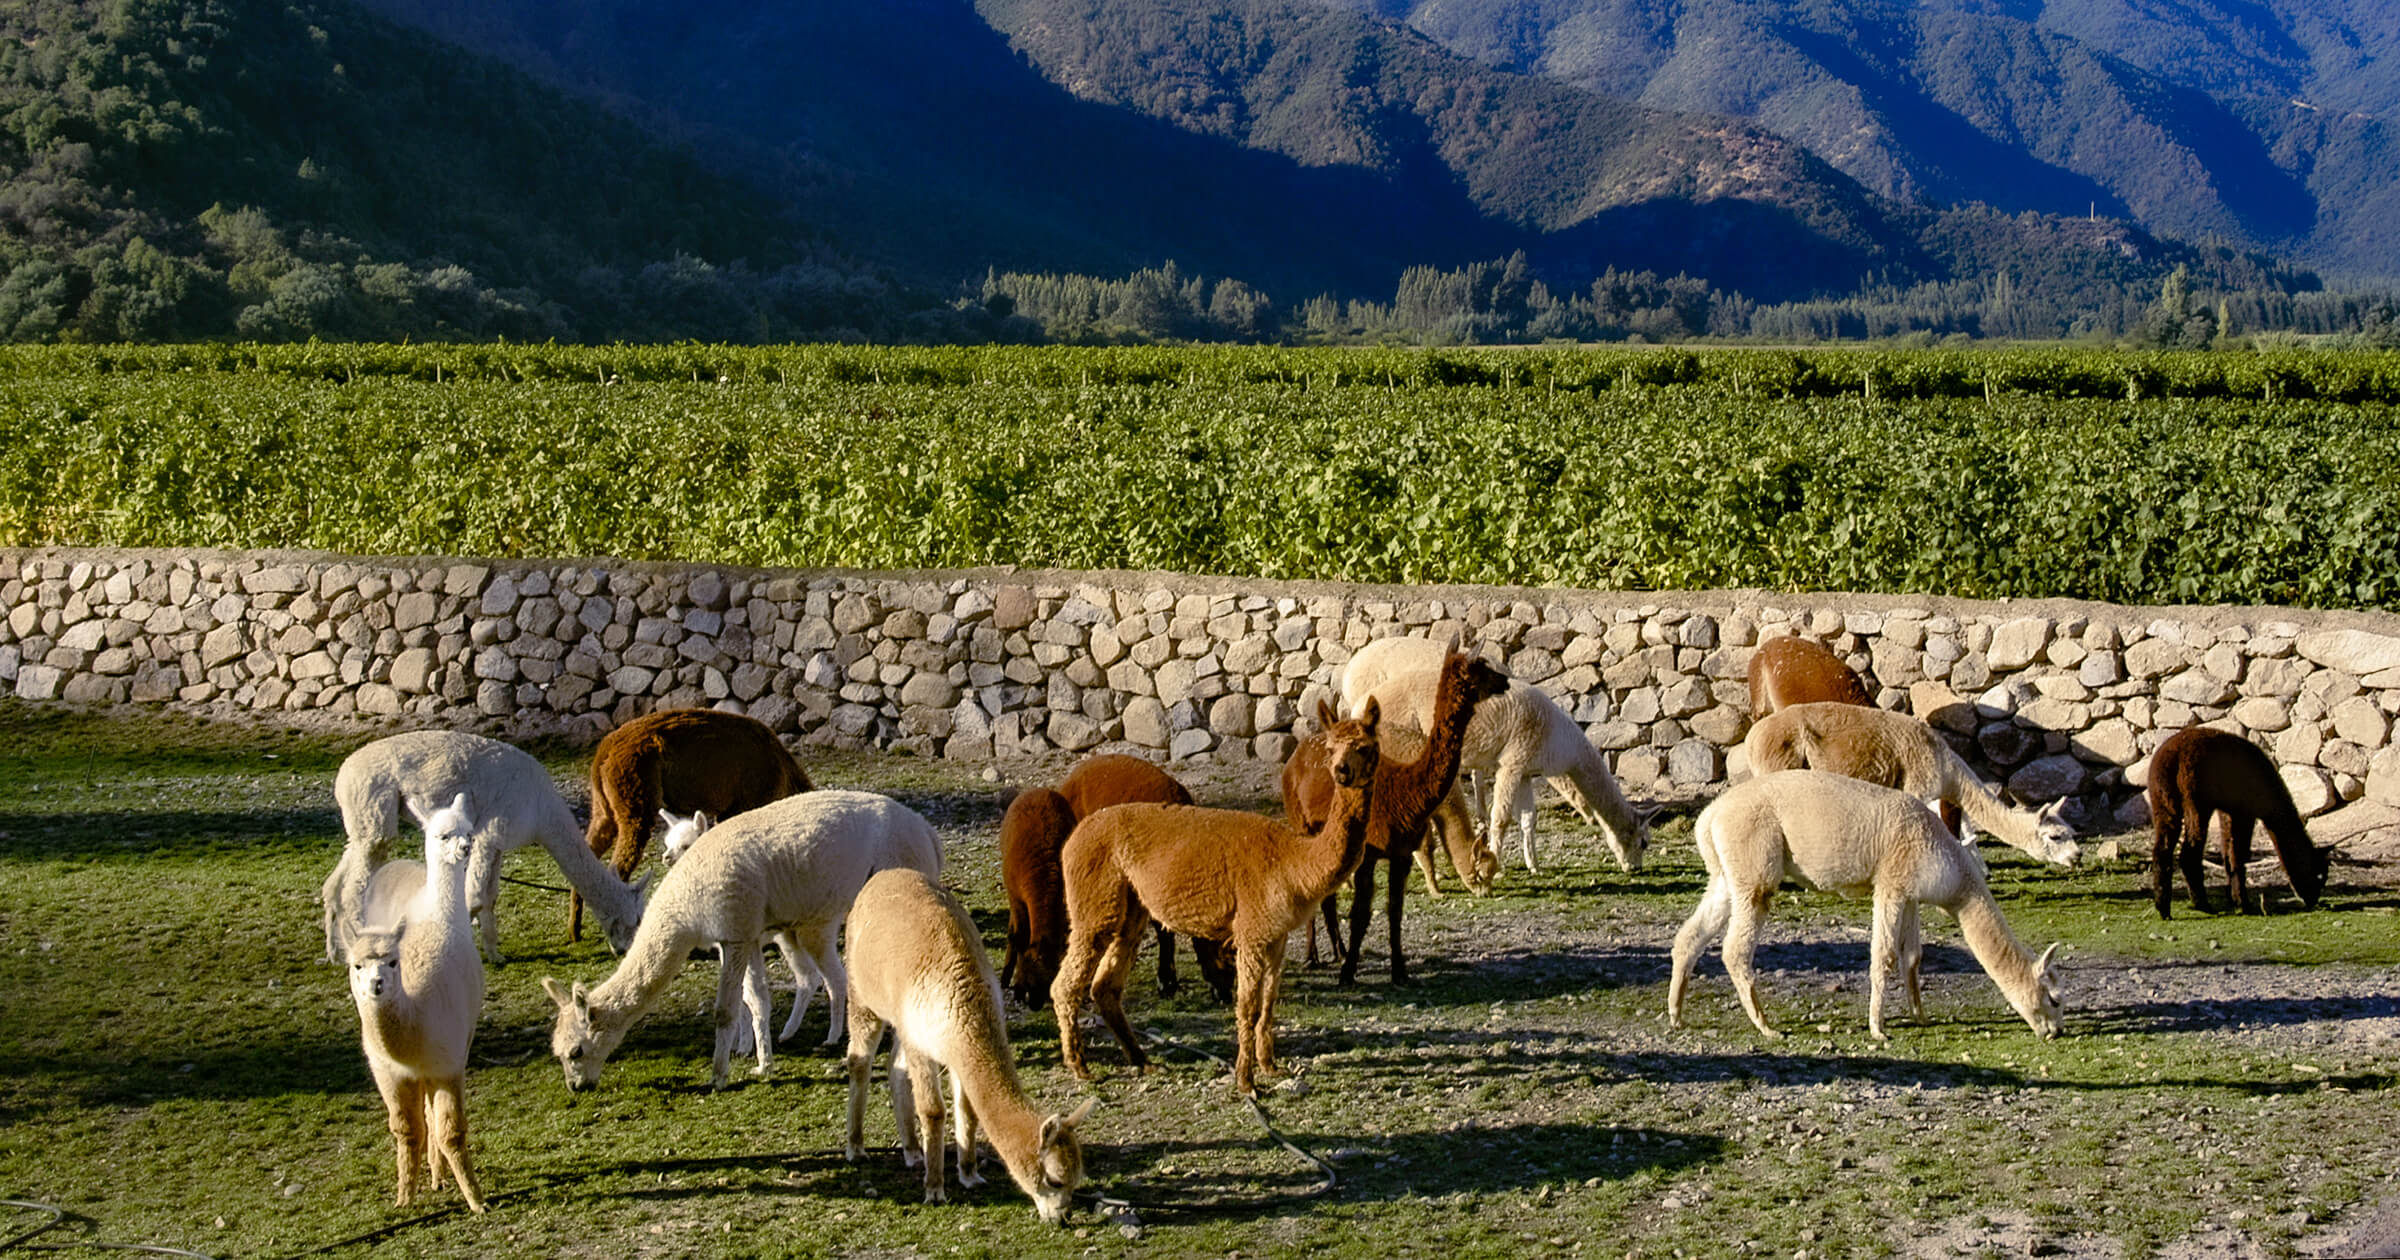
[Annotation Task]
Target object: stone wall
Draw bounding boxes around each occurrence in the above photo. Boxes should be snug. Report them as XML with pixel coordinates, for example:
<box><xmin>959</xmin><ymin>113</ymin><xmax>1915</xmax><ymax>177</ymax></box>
<box><xmin>6</xmin><ymin>547</ymin><xmax>2399</xmax><ymax>843</ymax></box>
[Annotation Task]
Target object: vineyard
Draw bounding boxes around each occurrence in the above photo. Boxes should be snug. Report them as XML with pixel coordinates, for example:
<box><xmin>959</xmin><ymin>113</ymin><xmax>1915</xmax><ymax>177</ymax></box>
<box><xmin>3</xmin><ymin>343</ymin><xmax>2397</xmax><ymax>609</ymax></box>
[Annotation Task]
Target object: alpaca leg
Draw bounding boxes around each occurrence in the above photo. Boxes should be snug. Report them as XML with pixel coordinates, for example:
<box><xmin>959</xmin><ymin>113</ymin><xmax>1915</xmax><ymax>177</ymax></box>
<box><xmin>1668</xmin><ymin>881</ymin><xmax>1732</xmax><ymax>1029</ymax></box>
<box><xmin>1230</xmin><ymin>945</ymin><xmax>1269</xmax><ymax>1097</ymax></box>
<box><xmin>806</xmin><ymin>920</ymin><xmax>849</xmax><ymax>1048</ymax></box>
<box><xmin>1489</xmin><ymin>756</ymin><xmax>1538</xmax><ymax>874</ymax></box>
<box><xmin>771</xmin><ymin>931</ymin><xmax>819</xmax><ymax>1044</ymax></box>
<box><xmin>429</xmin><ymin>1079</ymin><xmax>487</xmax><ymax>1213</ymax></box>
<box><xmin>1253</xmin><ymin>934</ymin><xmax>1290</xmax><ymax>1078</ymax></box>
<box><xmin>843</xmin><ymin>1015</ymin><xmax>886</xmax><ymax>1161</ymax></box>
<box><xmin>1898</xmin><ymin>900</ymin><xmax>1924</xmax><ymax>1022</ymax></box>
<box><xmin>1414</xmin><ymin>845</ymin><xmax>1443</xmax><ymax>897</ymax></box>
<box><xmin>379</xmin><ymin>1070</ymin><xmax>426</xmax><ymax>1208</ymax></box>
<box><xmin>2150</xmin><ymin>801</ymin><xmax>2182</xmax><ymax>919</ymax></box>
<box><xmin>1722</xmin><ymin>887</ymin><xmax>1782</xmax><ymax>1040</ymax></box>
<box><xmin>1001</xmin><ymin>897</ymin><xmax>1027</xmax><ymax>992</ymax></box>
<box><xmin>910</xmin><ymin>1052</ymin><xmax>948</xmax><ymax>1203</ymax></box>
<box><xmin>2179</xmin><ymin>809</ymin><xmax>2216</xmax><ymax>913</ymax></box>
<box><xmin>1314</xmin><ymin>894</ymin><xmax>1346</xmax><ymax>968</ymax></box>
<box><xmin>2224</xmin><ymin>814</ymin><xmax>2258</xmax><ymax>914</ymax></box>
<box><xmin>1868</xmin><ymin>891</ymin><xmax>1908</xmax><ymax>1042</ymax></box>
<box><xmin>710</xmin><ymin>941</ymin><xmax>762</xmax><ymax>1089</ymax></box>
<box><xmin>741</xmin><ymin>947</ymin><xmax>775</xmax><ymax>1077</ymax></box>
<box><xmin>1049</xmin><ymin>930</ymin><xmax>1105</xmax><ymax>1082</ymax></box>
<box><xmin>1090</xmin><ymin>916</ymin><xmax>1151</xmax><ymax>1073</ymax></box>
<box><xmin>952</xmin><ymin>1071</ymin><xmax>986</xmax><ymax>1189</ymax></box>
<box><xmin>1336</xmin><ymin>857</ymin><xmax>1376</xmax><ymax>987</ymax></box>
<box><xmin>1383</xmin><ymin>847</ymin><xmax>1413</xmax><ymax>986</ymax></box>
<box><xmin>466</xmin><ymin>835</ymin><xmax>506</xmax><ymax>965</ymax></box>
<box><xmin>889</xmin><ymin>1045</ymin><xmax>923</xmax><ymax>1169</ymax></box>
<box><xmin>1154</xmin><ymin>922</ymin><xmax>1182</xmax><ymax>998</ymax></box>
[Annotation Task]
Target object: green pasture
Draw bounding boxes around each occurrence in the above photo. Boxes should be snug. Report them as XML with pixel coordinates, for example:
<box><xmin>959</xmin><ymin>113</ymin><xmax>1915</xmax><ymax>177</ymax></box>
<box><xmin>4</xmin><ymin>344</ymin><xmax>2400</xmax><ymax>609</ymax></box>
<box><xmin>2</xmin><ymin>698</ymin><xmax>2395</xmax><ymax>1259</ymax></box>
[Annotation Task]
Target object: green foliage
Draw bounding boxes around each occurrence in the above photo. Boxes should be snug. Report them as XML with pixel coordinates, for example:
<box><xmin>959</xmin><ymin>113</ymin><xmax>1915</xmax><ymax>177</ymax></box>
<box><xmin>5</xmin><ymin>344</ymin><xmax>2398</xmax><ymax>609</ymax></box>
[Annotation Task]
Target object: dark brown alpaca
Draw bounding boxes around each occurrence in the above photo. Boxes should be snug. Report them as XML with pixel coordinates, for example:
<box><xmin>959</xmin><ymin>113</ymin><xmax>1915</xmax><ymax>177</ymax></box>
<box><xmin>569</xmin><ymin>709</ymin><xmax>812</xmax><ymax>940</ymax></box>
<box><xmin>1282</xmin><ymin>650</ymin><xmax>1509</xmax><ymax>986</ymax></box>
<box><xmin>2147</xmin><ymin>726</ymin><xmax>2328</xmax><ymax>918</ymax></box>
<box><xmin>1053</xmin><ymin>699</ymin><xmax>1382</xmax><ymax>1096</ymax></box>
<box><xmin>1747</xmin><ymin>636</ymin><xmax>1871</xmax><ymax>719</ymax></box>
<box><xmin>998</xmin><ymin>755</ymin><xmax>1231</xmax><ymax>1007</ymax></box>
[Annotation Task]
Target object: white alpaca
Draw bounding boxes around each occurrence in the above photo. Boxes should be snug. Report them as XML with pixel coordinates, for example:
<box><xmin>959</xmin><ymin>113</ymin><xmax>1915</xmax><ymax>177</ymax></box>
<box><xmin>344</xmin><ymin>794</ymin><xmax>488</xmax><ymax>1212</ymax></box>
<box><xmin>322</xmin><ymin>731</ymin><xmax>649</xmax><ymax>966</ymax></box>
<box><xmin>1668</xmin><ymin>770</ymin><xmax>2064</xmax><ymax>1041</ymax></box>
<box><xmin>1742</xmin><ymin>702</ymin><xmax>2080</xmax><ymax>866</ymax></box>
<box><xmin>660</xmin><ymin>808</ymin><xmax>832</xmax><ymax>1049</ymax></box>
<box><xmin>843</xmin><ymin>867</ymin><xmax>1096</xmax><ymax>1224</ymax></box>
<box><xmin>1344</xmin><ymin>636</ymin><xmax>1651</xmax><ymax>875</ymax></box>
<box><xmin>542</xmin><ymin>790</ymin><xmax>942</xmax><ymax>1090</ymax></box>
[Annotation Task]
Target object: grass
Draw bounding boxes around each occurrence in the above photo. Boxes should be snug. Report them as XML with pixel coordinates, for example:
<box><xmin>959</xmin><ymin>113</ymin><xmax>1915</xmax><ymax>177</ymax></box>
<box><xmin>2</xmin><ymin>697</ymin><xmax>2396</xmax><ymax>1259</ymax></box>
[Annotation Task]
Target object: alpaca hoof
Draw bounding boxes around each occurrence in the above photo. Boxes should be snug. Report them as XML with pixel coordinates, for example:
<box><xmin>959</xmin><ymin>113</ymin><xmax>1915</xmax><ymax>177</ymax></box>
<box><xmin>1389</xmin><ymin>971</ymin><xmax>1418</xmax><ymax>989</ymax></box>
<box><xmin>1757</xmin><ymin>1028</ymin><xmax>1785</xmax><ymax>1041</ymax></box>
<box><xmin>903</xmin><ymin>1149</ymin><xmax>924</xmax><ymax>1169</ymax></box>
<box><xmin>846</xmin><ymin>1144</ymin><xmax>864</xmax><ymax>1163</ymax></box>
<box><xmin>923</xmin><ymin>1187</ymin><xmax>947</xmax><ymax>1205</ymax></box>
<box><xmin>959</xmin><ymin>1167</ymin><xmax>988</xmax><ymax>1189</ymax></box>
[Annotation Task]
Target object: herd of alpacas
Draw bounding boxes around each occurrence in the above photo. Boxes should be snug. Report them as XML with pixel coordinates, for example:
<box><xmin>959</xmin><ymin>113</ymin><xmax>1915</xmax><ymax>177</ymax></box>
<box><xmin>319</xmin><ymin>633</ymin><xmax>2333</xmax><ymax>1222</ymax></box>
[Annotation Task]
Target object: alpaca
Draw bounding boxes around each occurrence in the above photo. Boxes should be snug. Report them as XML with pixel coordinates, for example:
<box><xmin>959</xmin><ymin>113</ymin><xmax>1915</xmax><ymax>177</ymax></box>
<box><xmin>570</xmin><ymin>708</ymin><xmax>812</xmax><ymax>941</ymax></box>
<box><xmin>542</xmin><ymin>790</ymin><xmax>941</xmax><ymax>1090</ymax></box>
<box><xmin>1668</xmin><ymin>770</ymin><xmax>2063</xmax><ymax>1041</ymax></box>
<box><xmin>1743</xmin><ymin>702</ymin><xmax>2080</xmax><ymax>866</ymax></box>
<box><xmin>1283</xmin><ymin>650</ymin><xmax>1509</xmax><ymax>985</ymax></box>
<box><xmin>843</xmin><ymin>867</ymin><xmax>1096</xmax><ymax>1224</ymax></box>
<box><xmin>1052</xmin><ymin>699</ymin><xmax>1382</xmax><ymax>1096</ymax></box>
<box><xmin>322</xmin><ymin>731</ymin><xmax>646</xmax><ymax>966</ymax></box>
<box><xmin>345</xmin><ymin>795</ymin><xmax>487</xmax><ymax>1212</ymax></box>
<box><xmin>2146</xmin><ymin>727</ymin><xmax>2329</xmax><ymax>918</ymax></box>
<box><xmin>1345</xmin><ymin>637</ymin><xmax>1651</xmax><ymax>876</ymax></box>
<box><xmin>1747</xmin><ymin>635</ymin><xmax>1871</xmax><ymax>718</ymax></box>
<box><xmin>992</xmin><ymin>754</ymin><xmax>1232</xmax><ymax>1006</ymax></box>
<box><xmin>659</xmin><ymin>809</ymin><xmax>835</xmax><ymax>1049</ymax></box>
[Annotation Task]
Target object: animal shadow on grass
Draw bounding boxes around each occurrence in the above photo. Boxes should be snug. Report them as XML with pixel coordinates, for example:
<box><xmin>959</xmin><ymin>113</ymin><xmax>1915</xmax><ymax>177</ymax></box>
<box><xmin>0</xmin><ymin>806</ymin><xmax>344</xmax><ymax>859</ymax></box>
<box><xmin>0</xmin><ymin>1032</ymin><xmax>370</xmax><ymax>1108</ymax></box>
<box><xmin>2080</xmin><ymin>989</ymin><xmax>2400</xmax><ymax>1039</ymax></box>
<box><xmin>1098</xmin><ymin>1124</ymin><xmax>1728</xmax><ymax>1222</ymax></box>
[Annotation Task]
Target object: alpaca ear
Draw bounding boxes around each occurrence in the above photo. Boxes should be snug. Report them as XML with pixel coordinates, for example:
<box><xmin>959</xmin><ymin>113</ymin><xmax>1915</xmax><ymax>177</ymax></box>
<box><xmin>1066</xmin><ymin>1096</ymin><xmax>1098</xmax><ymax>1127</ymax></box>
<box><xmin>2036</xmin><ymin>941</ymin><xmax>2061</xmax><ymax>977</ymax></box>
<box><xmin>403</xmin><ymin>796</ymin><xmax>428</xmax><ymax>827</ymax></box>
<box><xmin>572</xmin><ymin>980</ymin><xmax>591</xmax><ymax>1007</ymax></box>
<box><xmin>1359</xmin><ymin>696</ymin><xmax>1381</xmax><ymax>730</ymax></box>
<box><xmin>696</xmin><ymin>811</ymin><xmax>715</xmax><ymax>830</ymax></box>
<box><xmin>658</xmin><ymin>808</ymin><xmax>678</xmax><ymax>828</ymax></box>
<box><xmin>541</xmin><ymin>976</ymin><xmax>574</xmax><ymax>1009</ymax></box>
<box><xmin>1315</xmin><ymin>698</ymin><xmax>1340</xmax><ymax>732</ymax></box>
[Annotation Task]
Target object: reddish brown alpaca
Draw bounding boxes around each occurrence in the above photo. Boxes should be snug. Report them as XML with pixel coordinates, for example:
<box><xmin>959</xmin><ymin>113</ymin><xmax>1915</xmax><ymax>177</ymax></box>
<box><xmin>2147</xmin><ymin>727</ymin><xmax>2329</xmax><ymax>918</ymax></box>
<box><xmin>1747</xmin><ymin>636</ymin><xmax>1871</xmax><ymax>719</ymax></box>
<box><xmin>569</xmin><ymin>709</ymin><xmax>812</xmax><ymax>940</ymax></box>
<box><xmin>1053</xmin><ymin>699</ymin><xmax>1382</xmax><ymax>1096</ymax></box>
<box><xmin>1282</xmin><ymin>651</ymin><xmax>1508</xmax><ymax>985</ymax></box>
<box><xmin>998</xmin><ymin>755</ymin><xmax>1231</xmax><ymax>1008</ymax></box>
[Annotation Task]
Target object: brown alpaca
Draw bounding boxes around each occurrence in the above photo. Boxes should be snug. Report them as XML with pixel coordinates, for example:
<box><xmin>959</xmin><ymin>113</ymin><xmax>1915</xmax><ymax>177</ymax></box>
<box><xmin>1052</xmin><ymin>699</ymin><xmax>1382</xmax><ymax>1096</ymax></box>
<box><xmin>2147</xmin><ymin>727</ymin><xmax>2329</xmax><ymax>918</ymax></box>
<box><xmin>998</xmin><ymin>756</ymin><xmax>1232</xmax><ymax>1008</ymax></box>
<box><xmin>1282</xmin><ymin>651</ymin><xmax>1509</xmax><ymax>985</ymax></box>
<box><xmin>1747</xmin><ymin>636</ymin><xmax>1871</xmax><ymax>719</ymax></box>
<box><xmin>570</xmin><ymin>709</ymin><xmax>813</xmax><ymax>941</ymax></box>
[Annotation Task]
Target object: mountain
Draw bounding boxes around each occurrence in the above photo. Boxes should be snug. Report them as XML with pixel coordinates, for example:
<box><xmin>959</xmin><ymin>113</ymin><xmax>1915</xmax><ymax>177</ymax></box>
<box><xmin>1311</xmin><ymin>0</ymin><xmax>2400</xmax><ymax>279</ymax></box>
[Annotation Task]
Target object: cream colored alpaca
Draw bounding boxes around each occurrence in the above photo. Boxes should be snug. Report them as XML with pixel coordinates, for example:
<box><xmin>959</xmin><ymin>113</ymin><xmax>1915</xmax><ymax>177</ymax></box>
<box><xmin>1344</xmin><ymin>637</ymin><xmax>1650</xmax><ymax>875</ymax></box>
<box><xmin>324</xmin><ymin>731</ymin><xmax>647</xmax><ymax>966</ymax></box>
<box><xmin>345</xmin><ymin>795</ymin><xmax>487</xmax><ymax>1212</ymax></box>
<box><xmin>1668</xmin><ymin>771</ymin><xmax>2063</xmax><ymax>1041</ymax></box>
<box><xmin>1743</xmin><ymin>702</ymin><xmax>2080</xmax><ymax>866</ymax></box>
<box><xmin>660</xmin><ymin>808</ymin><xmax>833</xmax><ymax>1050</ymax></box>
<box><xmin>843</xmin><ymin>868</ymin><xmax>1095</xmax><ymax>1225</ymax></box>
<box><xmin>542</xmin><ymin>790</ymin><xmax>940</xmax><ymax>1090</ymax></box>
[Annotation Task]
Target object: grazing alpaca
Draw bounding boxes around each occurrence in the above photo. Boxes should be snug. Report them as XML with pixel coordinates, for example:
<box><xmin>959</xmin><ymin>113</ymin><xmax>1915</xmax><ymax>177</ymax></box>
<box><xmin>1283</xmin><ymin>650</ymin><xmax>1509</xmax><ymax>985</ymax></box>
<box><xmin>1052</xmin><ymin>699</ymin><xmax>1383</xmax><ymax>1096</ymax></box>
<box><xmin>1743</xmin><ymin>702</ymin><xmax>2080</xmax><ymax>866</ymax></box>
<box><xmin>2147</xmin><ymin>727</ymin><xmax>2329</xmax><ymax>918</ymax></box>
<box><xmin>542</xmin><ymin>791</ymin><xmax>941</xmax><ymax>1090</ymax></box>
<box><xmin>1747</xmin><ymin>635</ymin><xmax>1872</xmax><ymax>718</ymax></box>
<box><xmin>323</xmin><ymin>731</ymin><xmax>646</xmax><ymax>966</ymax></box>
<box><xmin>345</xmin><ymin>796</ymin><xmax>487</xmax><ymax>1212</ymax></box>
<box><xmin>843</xmin><ymin>868</ymin><xmax>1096</xmax><ymax>1224</ymax></box>
<box><xmin>660</xmin><ymin>809</ymin><xmax>834</xmax><ymax>1049</ymax></box>
<box><xmin>1668</xmin><ymin>771</ymin><xmax>2063</xmax><ymax>1041</ymax></box>
<box><xmin>1346</xmin><ymin>637</ymin><xmax>1651</xmax><ymax>876</ymax></box>
<box><xmin>570</xmin><ymin>708</ymin><xmax>813</xmax><ymax>942</ymax></box>
<box><xmin>993</xmin><ymin>754</ymin><xmax>1231</xmax><ymax>1006</ymax></box>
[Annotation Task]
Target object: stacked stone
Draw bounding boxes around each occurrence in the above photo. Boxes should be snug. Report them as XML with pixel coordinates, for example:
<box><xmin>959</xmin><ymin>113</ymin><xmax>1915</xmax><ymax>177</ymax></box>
<box><xmin>5</xmin><ymin>549</ymin><xmax>2398</xmax><ymax>843</ymax></box>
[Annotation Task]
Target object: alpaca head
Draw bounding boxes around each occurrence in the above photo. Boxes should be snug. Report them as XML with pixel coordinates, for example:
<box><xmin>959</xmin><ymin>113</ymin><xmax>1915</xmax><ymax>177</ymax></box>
<box><xmin>2291</xmin><ymin>838</ymin><xmax>2331</xmax><ymax>908</ymax></box>
<box><xmin>542</xmin><ymin>976</ymin><xmax>628</xmax><ymax>1090</ymax></box>
<box><xmin>597</xmin><ymin>874</ymin><xmax>647</xmax><ymax>956</ymax></box>
<box><xmin>346</xmin><ymin>929</ymin><xmax>402</xmax><ymax>1005</ymax></box>
<box><xmin>2030</xmin><ymin>800</ymin><xmax>2080</xmax><ymax>867</ymax></box>
<box><xmin>408</xmin><ymin>792</ymin><xmax>476</xmax><ymax>872</ymax></box>
<box><xmin>1608</xmin><ymin>804</ymin><xmax>1656</xmax><ymax>874</ymax></box>
<box><xmin>658</xmin><ymin>808</ymin><xmax>715</xmax><ymax>865</ymax></box>
<box><xmin>1314</xmin><ymin>696</ymin><xmax>1381</xmax><ymax>790</ymax></box>
<box><xmin>1450</xmin><ymin>652</ymin><xmax>1511</xmax><ymax>709</ymax></box>
<box><xmin>1025</xmin><ymin>1097</ymin><xmax>1098</xmax><ymax>1226</ymax></box>
<box><xmin>2020</xmin><ymin>942</ymin><xmax>2065</xmax><ymax>1040</ymax></box>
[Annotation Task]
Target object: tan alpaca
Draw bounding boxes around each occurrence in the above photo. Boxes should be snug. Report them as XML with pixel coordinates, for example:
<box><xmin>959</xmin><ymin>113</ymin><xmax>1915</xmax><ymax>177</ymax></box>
<box><xmin>843</xmin><ymin>868</ymin><xmax>1095</xmax><ymax>1225</ymax></box>
<box><xmin>345</xmin><ymin>795</ymin><xmax>487</xmax><ymax>1212</ymax></box>
<box><xmin>1344</xmin><ymin>637</ymin><xmax>1651</xmax><ymax>876</ymax></box>
<box><xmin>1743</xmin><ymin>702</ymin><xmax>2079</xmax><ymax>866</ymax></box>
<box><xmin>1668</xmin><ymin>771</ymin><xmax>2063</xmax><ymax>1041</ymax></box>
<box><xmin>1052</xmin><ymin>699</ymin><xmax>1382</xmax><ymax>1096</ymax></box>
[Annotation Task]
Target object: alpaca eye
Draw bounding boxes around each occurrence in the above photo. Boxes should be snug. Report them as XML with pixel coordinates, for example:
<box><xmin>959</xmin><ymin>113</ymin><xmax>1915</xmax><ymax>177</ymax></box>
<box><xmin>567</xmin><ymin>1046</ymin><xmax>585</xmax><ymax>1060</ymax></box>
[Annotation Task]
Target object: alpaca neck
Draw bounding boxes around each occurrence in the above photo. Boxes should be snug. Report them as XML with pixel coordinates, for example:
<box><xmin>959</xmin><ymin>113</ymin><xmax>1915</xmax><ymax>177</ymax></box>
<box><xmin>1939</xmin><ymin>745</ymin><xmax>2043</xmax><ymax>858</ymax></box>
<box><xmin>1374</xmin><ymin>665</ymin><xmax>1484</xmax><ymax>843</ymax></box>
<box><xmin>1302</xmin><ymin>783</ymin><xmax>1376</xmax><ymax>900</ymax></box>
<box><xmin>539</xmin><ymin>811</ymin><xmax>644</xmax><ymax>930</ymax></box>
<box><xmin>952</xmin><ymin>1043</ymin><xmax>1050</xmax><ymax>1196</ymax></box>
<box><xmin>587</xmin><ymin>917</ymin><xmax>706</xmax><ymax>1033</ymax></box>
<box><xmin>1950</xmin><ymin>889</ymin><xmax>2044</xmax><ymax>1018</ymax></box>
<box><xmin>1563</xmin><ymin>752</ymin><xmax>1645</xmax><ymax>847</ymax></box>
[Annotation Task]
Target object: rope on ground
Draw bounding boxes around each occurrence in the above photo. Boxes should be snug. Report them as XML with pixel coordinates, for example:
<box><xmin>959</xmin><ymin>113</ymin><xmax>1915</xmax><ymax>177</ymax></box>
<box><xmin>1135</xmin><ymin>1026</ymin><xmax>1339</xmax><ymax>1204</ymax></box>
<box><xmin>0</xmin><ymin>1200</ymin><xmax>219</xmax><ymax>1260</ymax></box>
<box><xmin>498</xmin><ymin>874</ymin><xmax>570</xmax><ymax>894</ymax></box>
